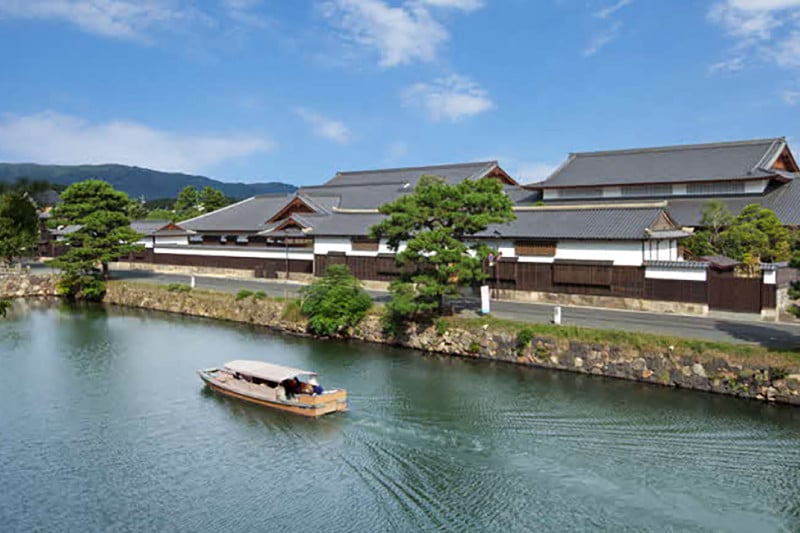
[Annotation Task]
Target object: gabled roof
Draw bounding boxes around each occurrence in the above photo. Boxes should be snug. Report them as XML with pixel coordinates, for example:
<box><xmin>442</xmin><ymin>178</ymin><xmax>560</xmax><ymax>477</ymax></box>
<box><xmin>322</xmin><ymin>161</ymin><xmax>513</xmax><ymax>187</ymax></box>
<box><xmin>180</xmin><ymin>194</ymin><xmax>294</xmax><ymax>232</ymax></box>
<box><xmin>538</xmin><ymin>138</ymin><xmax>790</xmax><ymax>189</ymax></box>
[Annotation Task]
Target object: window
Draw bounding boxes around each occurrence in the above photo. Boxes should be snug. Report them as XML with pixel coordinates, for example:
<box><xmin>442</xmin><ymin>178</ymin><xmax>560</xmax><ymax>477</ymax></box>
<box><xmin>189</xmin><ymin>235</ymin><xmax>202</xmax><ymax>244</ymax></box>
<box><xmin>686</xmin><ymin>182</ymin><xmax>745</xmax><ymax>195</ymax></box>
<box><xmin>515</xmin><ymin>240</ymin><xmax>556</xmax><ymax>257</ymax></box>
<box><xmin>620</xmin><ymin>184</ymin><xmax>673</xmax><ymax>197</ymax></box>
<box><xmin>219</xmin><ymin>235</ymin><xmax>228</xmax><ymax>243</ymax></box>
<box><xmin>555</xmin><ymin>188</ymin><xmax>603</xmax><ymax>199</ymax></box>
<box><xmin>236</xmin><ymin>235</ymin><xmax>249</xmax><ymax>244</ymax></box>
<box><xmin>352</xmin><ymin>238</ymin><xmax>379</xmax><ymax>252</ymax></box>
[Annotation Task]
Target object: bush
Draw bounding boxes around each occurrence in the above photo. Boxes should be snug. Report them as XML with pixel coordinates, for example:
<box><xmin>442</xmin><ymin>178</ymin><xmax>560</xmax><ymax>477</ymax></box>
<box><xmin>517</xmin><ymin>326</ymin><xmax>534</xmax><ymax>348</ymax></box>
<box><xmin>236</xmin><ymin>289</ymin><xmax>254</xmax><ymax>301</ymax></box>
<box><xmin>57</xmin><ymin>271</ymin><xmax>106</xmax><ymax>302</ymax></box>
<box><xmin>467</xmin><ymin>341</ymin><xmax>481</xmax><ymax>354</ymax></box>
<box><xmin>0</xmin><ymin>298</ymin><xmax>10</xmax><ymax>318</ymax></box>
<box><xmin>280</xmin><ymin>300</ymin><xmax>303</xmax><ymax>322</ymax></box>
<box><xmin>166</xmin><ymin>283</ymin><xmax>191</xmax><ymax>293</ymax></box>
<box><xmin>299</xmin><ymin>265</ymin><xmax>372</xmax><ymax>337</ymax></box>
<box><xmin>435</xmin><ymin>318</ymin><xmax>448</xmax><ymax>336</ymax></box>
<box><xmin>252</xmin><ymin>290</ymin><xmax>267</xmax><ymax>300</ymax></box>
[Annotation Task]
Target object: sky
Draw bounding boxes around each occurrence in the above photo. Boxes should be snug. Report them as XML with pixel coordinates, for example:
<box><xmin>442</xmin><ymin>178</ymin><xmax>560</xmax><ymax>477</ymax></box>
<box><xmin>1</xmin><ymin>0</ymin><xmax>800</xmax><ymax>187</ymax></box>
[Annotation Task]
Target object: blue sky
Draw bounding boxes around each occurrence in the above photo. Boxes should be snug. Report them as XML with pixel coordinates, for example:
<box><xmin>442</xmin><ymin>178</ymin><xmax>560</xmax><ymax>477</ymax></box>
<box><xmin>1</xmin><ymin>0</ymin><xmax>799</xmax><ymax>186</ymax></box>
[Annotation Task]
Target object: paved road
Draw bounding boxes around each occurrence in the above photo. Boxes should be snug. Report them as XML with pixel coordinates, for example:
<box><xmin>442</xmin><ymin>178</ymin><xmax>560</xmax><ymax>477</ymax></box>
<box><xmin>109</xmin><ymin>269</ymin><xmax>800</xmax><ymax>350</ymax></box>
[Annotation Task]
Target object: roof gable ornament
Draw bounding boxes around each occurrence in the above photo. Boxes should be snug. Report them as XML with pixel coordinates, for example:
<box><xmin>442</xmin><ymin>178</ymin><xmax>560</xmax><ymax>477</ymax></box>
<box><xmin>267</xmin><ymin>195</ymin><xmax>319</xmax><ymax>223</ymax></box>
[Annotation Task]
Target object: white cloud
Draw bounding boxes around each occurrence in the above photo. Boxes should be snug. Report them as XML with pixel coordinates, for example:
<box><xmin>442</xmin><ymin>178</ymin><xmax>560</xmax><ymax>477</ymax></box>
<box><xmin>594</xmin><ymin>0</ymin><xmax>633</xmax><ymax>19</ymax></box>
<box><xmin>0</xmin><ymin>111</ymin><xmax>273</xmax><ymax>173</ymax></box>
<box><xmin>402</xmin><ymin>75</ymin><xmax>494</xmax><ymax>122</ymax></box>
<box><xmin>418</xmin><ymin>0</ymin><xmax>484</xmax><ymax>11</ymax></box>
<box><xmin>708</xmin><ymin>1</ymin><xmax>778</xmax><ymax>40</ymax></box>
<box><xmin>584</xmin><ymin>21</ymin><xmax>621</xmax><ymax>56</ymax></box>
<box><xmin>780</xmin><ymin>87</ymin><xmax>800</xmax><ymax>104</ymax></box>
<box><xmin>708</xmin><ymin>56</ymin><xmax>745</xmax><ymax>74</ymax></box>
<box><xmin>295</xmin><ymin>108</ymin><xmax>352</xmax><ymax>144</ymax></box>
<box><xmin>774</xmin><ymin>30</ymin><xmax>800</xmax><ymax>66</ymax></box>
<box><xmin>320</xmin><ymin>0</ymin><xmax>483</xmax><ymax>67</ymax></box>
<box><xmin>0</xmin><ymin>0</ymin><xmax>210</xmax><ymax>42</ymax></box>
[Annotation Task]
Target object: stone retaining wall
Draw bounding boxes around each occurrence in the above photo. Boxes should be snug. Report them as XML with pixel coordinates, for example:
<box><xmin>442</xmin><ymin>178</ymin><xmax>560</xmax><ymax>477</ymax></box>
<box><xmin>104</xmin><ymin>282</ymin><xmax>800</xmax><ymax>406</ymax></box>
<box><xmin>0</xmin><ymin>274</ymin><xmax>59</xmax><ymax>298</ymax></box>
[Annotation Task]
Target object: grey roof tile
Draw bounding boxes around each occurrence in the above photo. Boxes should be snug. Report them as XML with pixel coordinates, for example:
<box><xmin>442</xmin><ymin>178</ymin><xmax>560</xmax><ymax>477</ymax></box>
<box><xmin>540</xmin><ymin>138</ymin><xmax>785</xmax><ymax>188</ymax></box>
<box><xmin>322</xmin><ymin>161</ymin><xmax>498</xmax><ymax>187</ymax></box>
<box><xmin>180</xmin><ymin>194</ymin><xmax>294</xmax><ymax>232</ymax></box>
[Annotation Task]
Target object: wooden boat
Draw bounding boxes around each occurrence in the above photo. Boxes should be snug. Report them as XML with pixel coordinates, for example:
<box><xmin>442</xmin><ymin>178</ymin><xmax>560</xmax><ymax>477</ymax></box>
<box><xmin>198</xmin><ymin>360</ymin><xmax>347</xmax><ymax>417</ymax></box>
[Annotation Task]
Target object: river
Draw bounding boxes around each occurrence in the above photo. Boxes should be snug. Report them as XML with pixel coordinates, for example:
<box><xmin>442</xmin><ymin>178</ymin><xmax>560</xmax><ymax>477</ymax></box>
<box><xmin>1</xmin><ymin>302</ymin><xmax>799</xmax><ymax>532</ymax></box>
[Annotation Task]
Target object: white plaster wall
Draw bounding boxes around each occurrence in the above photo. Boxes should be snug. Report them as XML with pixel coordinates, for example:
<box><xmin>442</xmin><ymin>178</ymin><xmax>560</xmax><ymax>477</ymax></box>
<box><xmin>602</xmin><ymin>186</ymin><xmax>622</xmax><ymax>198</ymax></box>
<box><xmin>764</xmin><ymin>270</ymin><xmax>777</xmax><ymax>285</ymax></box>
<box><xmin>672</xmin><ymin>184</ymin><xmax>687</xmax><ymax>196</ymax></box>
<box><xmin>645</xmin><ymin>267</ymin><xmax>707</xmax><ymax>281</ymax></box>
<box><xmin>154</xmin><ymin>235</ymin><xmax>188</xmax><ymax>246</ymax></box>
<box><xmin>138</xmin><ymin>238</ymin><xmax>153</xmax><ymax>249</ymax></box>
<box><xmin>556</xmin><ymin>240</ymin><xmax>643</xmax><ymax>266</ymax></box>
<box><xmin>154</xmin><ymin>246</ymin><xmax>313</xmax><ymax>261</ymax></box>
<box><xmin>745</xmin><ymin>179</ymin><xmax>768</xmax><ymax>194</ymax></box>
<box><xmin>542</xmin><ymin>190</ymin><xmax>559</xmax><ymax>201</ymax></box>
<box><xmin>313</xmin><ymin>237</ymin><xmax>351</xmax><ymax>255</ymax></box>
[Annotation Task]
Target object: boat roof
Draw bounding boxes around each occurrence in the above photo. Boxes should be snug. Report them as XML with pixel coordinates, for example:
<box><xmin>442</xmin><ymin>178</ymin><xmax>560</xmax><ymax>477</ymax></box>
<box><xmin>223</xmin><ymin>360</ymin><xmax>316</xmax><ymax>382</ymax></box>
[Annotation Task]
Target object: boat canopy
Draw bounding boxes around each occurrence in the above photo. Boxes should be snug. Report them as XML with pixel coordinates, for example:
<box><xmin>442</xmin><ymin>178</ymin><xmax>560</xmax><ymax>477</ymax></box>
<box><xmin>224</xmin><ymin>360</ymin><xmax>316</xmax><ymax>383</ymax></box>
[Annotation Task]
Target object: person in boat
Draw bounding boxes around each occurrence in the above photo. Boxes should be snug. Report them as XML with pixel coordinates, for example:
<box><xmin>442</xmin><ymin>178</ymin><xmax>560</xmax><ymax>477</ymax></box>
<box><xmin>309</xmin><ymin>377</ymin><xmax>324</xmax><ymax>395</ymax></box>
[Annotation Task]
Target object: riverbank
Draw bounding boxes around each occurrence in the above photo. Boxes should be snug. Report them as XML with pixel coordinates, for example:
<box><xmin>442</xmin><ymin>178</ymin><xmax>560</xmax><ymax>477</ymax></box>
<box><xmin>0</xmin><ymin>273</ymin><xmax>58</xmax><ymax>298</ymax></box>
<box><xmin>103</xmin><ymin>281</ymin><xmax>800</xmax><ymax>406</ymax></box>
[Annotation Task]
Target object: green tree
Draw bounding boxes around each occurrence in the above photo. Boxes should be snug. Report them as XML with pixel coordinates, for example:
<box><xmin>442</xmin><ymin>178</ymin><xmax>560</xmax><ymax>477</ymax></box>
<box><xmin>683</xmin><ymin>201</ymin><xmax>734</xmax><ymax>258</ymax></box>
<box><xmin>145</xmin><ymin>208</ymin><xmax>177</xmax><ymax>221</ymax></box>
<box><xmin>174</xmin><ymin>186</ymin><xmax>200</xmax><ymax>220</ymax></box>
<box><xmin>49</xmin><ymin>180</ymin><xmax>143</xmax><ymax>300</ymax></box>
<box><xmin>0</xmin><ymin>190</ymin><xmax>39</xmax><ymax>264</ymax></box>
<box><xmin>369</xmin><ymin>175</ymin><xmax>515</xmax><ymax>320</ymax></box>
<box><xmin>199</xmin><ymin>186</ymin><xmax>228</xmax><ymax>212</ymax></box>
<box><xmin>299</xmin><ymin>264</ymin><xmax>373</xmax><ymax>337</ymax></box>
<box><xmin>718</xmin><ymin>204</ymin><xmax>791</xmax><ymax>262</ymax></box>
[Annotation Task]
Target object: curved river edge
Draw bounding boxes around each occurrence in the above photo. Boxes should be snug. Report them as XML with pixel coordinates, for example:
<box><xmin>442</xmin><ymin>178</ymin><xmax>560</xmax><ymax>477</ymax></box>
<box><xmin>4</xmin><ymin>274</ymin><xmax>800</xmax><ymax>406</ymax></box>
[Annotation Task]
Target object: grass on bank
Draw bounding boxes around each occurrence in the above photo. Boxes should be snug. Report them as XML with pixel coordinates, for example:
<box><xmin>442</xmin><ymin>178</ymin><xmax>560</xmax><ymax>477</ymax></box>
<box><xmin>108</xmin><ymin>281</ymin><xmax>800</xmax><ymax>369</ymax></box>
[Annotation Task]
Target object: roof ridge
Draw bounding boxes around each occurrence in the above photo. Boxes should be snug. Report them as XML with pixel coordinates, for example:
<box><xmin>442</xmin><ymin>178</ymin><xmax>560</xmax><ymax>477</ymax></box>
<box><xmin>179</xmin><ymin>196</ymin><xmax>256</xmax><ymax>225</ymax></box>
<box><xmin>571</xmin><ymin>138</ymin><xmax>784</xmax><ymax>158</ymax></box>
<box><xmin>333</xmin><ymin>160</ymin><xmax>497</xmax><ymax>176</ymax></box>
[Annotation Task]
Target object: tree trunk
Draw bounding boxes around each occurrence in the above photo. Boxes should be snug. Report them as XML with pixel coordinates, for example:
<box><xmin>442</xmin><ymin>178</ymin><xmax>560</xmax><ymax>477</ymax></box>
<box><xmin>102</xmin><ymin>262</ymin><xmax>109</xmax><ymax>279</ymax></box>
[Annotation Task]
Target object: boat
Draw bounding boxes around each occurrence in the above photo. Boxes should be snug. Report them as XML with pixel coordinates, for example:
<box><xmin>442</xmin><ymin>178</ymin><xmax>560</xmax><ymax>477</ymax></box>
<box><xmin>198</xmin><ymin>360</ymin><xmax>348</xmax><ymax>417</ymax></box>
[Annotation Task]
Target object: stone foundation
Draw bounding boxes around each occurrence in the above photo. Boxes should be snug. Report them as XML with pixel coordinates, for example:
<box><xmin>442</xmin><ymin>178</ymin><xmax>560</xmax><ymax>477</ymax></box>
<box><xmin>0</xmin><ymin>273</ymin><xmax>59</xmax><ymax>298</ymax></box>
<box><xmin>104</xmin><ymin>282</ymin><xmax>800</xmax><ymax>406</ymax></box>
<box><xmin>493</xmin><ymin>288</ymin><xmax>709</xmax><ymax>316</ymax></box>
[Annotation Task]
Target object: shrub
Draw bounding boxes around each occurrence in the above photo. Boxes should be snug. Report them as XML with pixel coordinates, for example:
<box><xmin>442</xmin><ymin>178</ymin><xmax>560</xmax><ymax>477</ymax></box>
<box><xmin>252</xmin><ymin>290</ymin><xmax>267</xmax><ymax>300</ymax></box>
<box><xmin>280</xmin><ymin>300</ymin><xmax>303</xmax><ymax>322</ymax></box>
<box><xmin>299</xmin><ymin>265</ymin><xmax>373</xmax><ymax>336</ymax></box>
<box><xmin>57</xmin><ymin>271</ymin><xmax>106</xmax><ymax>302</ymax></box>
<box><xmin>0</xmin><ymin>298</ymin><xmax>10</xmax><ymax>318</ymax></box>
<box><xmin>166</xmin><ymin>283</ymin><xmax>191</xmax><ymax>293</ymax></box>
<box><xmin>517</xmin><ymin>326</ymin><xmax>534</xmax><ymax>348</ymax></box>
<box><xmin>236</xmin><ymin>289</ymin><xmax>254</xmax><ymax>301</ymax></box>
<box><xmin>435</xmin><ymin>318</ymin><xmax>448</xmax><ymax>336</ymax></box>
<box><xmin>467</xmin><ymin>341</ymin><xmax>481</xmax><ymax>354</ymax></box>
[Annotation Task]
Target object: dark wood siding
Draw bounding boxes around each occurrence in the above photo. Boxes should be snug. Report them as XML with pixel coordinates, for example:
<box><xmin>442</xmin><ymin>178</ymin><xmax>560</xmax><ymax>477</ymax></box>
<box><xmin>707</xmin><ymin>269</ymin><xmax>762</xmax><ymax>313</ymax></box>
<box><xmin>552</xmin><ymin>261</ymin><xmax>613</xmax><ymax>287</ymax></box>
<box><xmin>644</xmin><ymin>278</ymin><xmax>706</xmax><ymax>303</ymax></box>
<box><xmin>351</xmin><ymin>238</ymin><xmax>380</xmax><ymax>252</ymax></box>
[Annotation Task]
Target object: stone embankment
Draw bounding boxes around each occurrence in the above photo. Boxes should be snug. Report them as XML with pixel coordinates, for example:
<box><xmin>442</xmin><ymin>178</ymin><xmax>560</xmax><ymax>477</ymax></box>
<box><xmin>104</xmin><ymin>282</ymin><xmax>800</xmax><ymax>406</ymax></box>
<box><xmin>0</xmin><ymin>273</ymin><xmax>59</xmax><ymax>298</ymax></box>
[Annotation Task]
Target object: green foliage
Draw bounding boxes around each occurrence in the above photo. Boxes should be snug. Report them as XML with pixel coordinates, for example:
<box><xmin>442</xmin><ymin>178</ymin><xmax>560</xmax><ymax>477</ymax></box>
<box><xmin>280</xmin><ymin>300</ymin><xmax>303</xmax><ymax>322</ymax></box>
<box><xmin>467</xmin><ymin>341</ymin><xmax>481</xmax><ymax>354</ymax></box>
<box><xmin>0</xmin><ymin>298</ymin><xmax>11</xmax><ymax>318</ymax></box>
<box><xmin>517</xmin><ymin>326</ymin><xmax>534</xmax><ymax>348</ymax></box>
<box><xmin>684</xmin><ymin>201</ymin><xmax>792</xmax><ymax>263</ymax></box>
<box><xmin>199</xmin><ymin>186</ymin><xmax>228</xmax><ymax>212</ymax></box>
<box><xmin>56</xmin><ymin>270</ymin><xmax>106</xmax><ymax>301</ymax></box>
<box><xmin>299</xmin><ymin>264</ymin><xmax>373</xmax><ymax>337</ymax></box>
<box><xmin>252</xmin><ymin>290</ymin><xmax>267</xmax><ymax>300</ymax></box>
<box><xmin>435</xmin><ymin>318</ymin><xmax>448</xmax><ymax>336</ymax></box>
<box><xmin>144</xmin><ymin>208</ymin><xmax>176</xmax><ymax>221</ymax></box>
<box><xmin>173</xmin><ymin>185</ymin><xmax>230</xmax><ymax>221</ymax></box>
<box><xmin>166</xmin><ymin>283</ymin><xmax>191</xmax><ymax>293</ymax></box>
<box><xmin>48</xmin><ymin>180</ymin><xmax>143</xmax><ymax>293</ymax></box>
<box><xmin>236</xmin><ymin>289</ymin><xmax>254</xmax><ymax>301</ymax></box>
<box><xmin>0</xmin><ymin>190</ymin><xmax>39</xmax><ymax>263</ymax></box>
<box><xmin>370</xmin><ymin>175</ymin><xmax>515</xmax><ymax>320</ymax></box>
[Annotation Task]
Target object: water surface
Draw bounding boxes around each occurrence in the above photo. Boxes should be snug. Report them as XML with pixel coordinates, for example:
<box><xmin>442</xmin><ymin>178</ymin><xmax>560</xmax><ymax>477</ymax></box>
<box><xmin>1</xmin><ymin>302</ymin><xmax>799</xmax><ymax>532</ymax></box>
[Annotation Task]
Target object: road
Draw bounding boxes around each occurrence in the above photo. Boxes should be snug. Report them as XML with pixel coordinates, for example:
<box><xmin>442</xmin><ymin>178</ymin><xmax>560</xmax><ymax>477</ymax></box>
<box><xmin>109</xmin><ymin>269</ymin><xmax>800</xmax><ymax>350</ymax></box>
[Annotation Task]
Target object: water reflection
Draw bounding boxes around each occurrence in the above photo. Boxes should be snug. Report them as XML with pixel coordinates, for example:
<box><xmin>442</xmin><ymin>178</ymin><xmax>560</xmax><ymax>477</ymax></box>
<box><xmin>1</xmin><ymin>305</ymin><xmax>799</xmax><ymax>532</ymax></box>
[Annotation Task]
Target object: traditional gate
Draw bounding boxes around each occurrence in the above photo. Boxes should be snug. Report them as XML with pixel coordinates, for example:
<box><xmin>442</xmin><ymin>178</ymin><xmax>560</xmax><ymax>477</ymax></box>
<box><xmin>707</xmin><ymin>268</ymin><xmax>762</xmax><ymax>313</ymax></box>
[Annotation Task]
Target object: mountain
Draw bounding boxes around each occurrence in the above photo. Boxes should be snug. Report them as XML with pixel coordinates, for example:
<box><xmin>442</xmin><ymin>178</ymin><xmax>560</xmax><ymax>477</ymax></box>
<box><xmin>0</xmin><ymin>163</ymin><xmax>297</xmax><ymax>199</ymax></box>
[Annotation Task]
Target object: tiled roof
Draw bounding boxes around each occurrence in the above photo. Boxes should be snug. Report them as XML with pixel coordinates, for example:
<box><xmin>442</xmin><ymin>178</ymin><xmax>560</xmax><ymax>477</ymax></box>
<box><xmin>539</xmin><ymin>138</ymin><xmax>786</xmax><ymax>188</ymax></box>
<box><xmin>322</xmin><ymin>161</ymin><xmax>499</xmax><ymax>187</ymax></box>
<box><xmin>180</xmin><ymin>194</ymin><xmax>294</xmax><ymax>232</ymax></box>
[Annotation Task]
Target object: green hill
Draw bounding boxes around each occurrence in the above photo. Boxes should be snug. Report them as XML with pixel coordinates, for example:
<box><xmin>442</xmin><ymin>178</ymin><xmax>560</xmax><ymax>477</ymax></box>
<box><xmin>0</xmin><ymin>163</ymin><xmax>296</xmax><ymax>199</ymax></box>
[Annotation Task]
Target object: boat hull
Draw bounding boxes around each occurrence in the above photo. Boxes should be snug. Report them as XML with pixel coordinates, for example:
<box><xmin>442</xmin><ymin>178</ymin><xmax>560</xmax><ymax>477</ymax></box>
<box><xmin>199</xmin><ymin>370</ymin><xmax>347</xmax><ymax>417</ymax></box>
